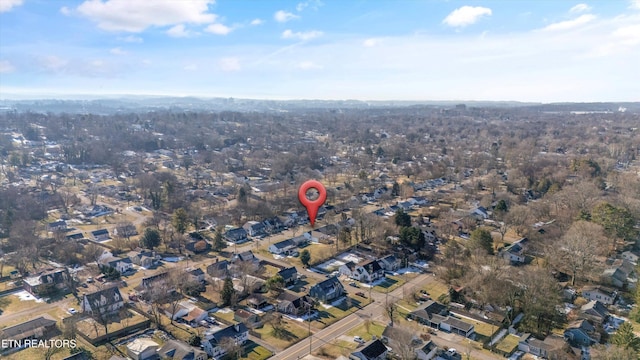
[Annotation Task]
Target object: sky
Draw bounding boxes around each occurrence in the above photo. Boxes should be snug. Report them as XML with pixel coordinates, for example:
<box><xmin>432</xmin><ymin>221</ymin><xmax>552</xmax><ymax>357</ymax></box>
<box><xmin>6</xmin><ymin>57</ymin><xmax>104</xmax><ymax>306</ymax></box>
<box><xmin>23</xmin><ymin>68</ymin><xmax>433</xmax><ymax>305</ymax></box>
<box><xmin>0</xmin><ymin>0</ymin><xmax>639</xmax><ymax>102</ymax></box>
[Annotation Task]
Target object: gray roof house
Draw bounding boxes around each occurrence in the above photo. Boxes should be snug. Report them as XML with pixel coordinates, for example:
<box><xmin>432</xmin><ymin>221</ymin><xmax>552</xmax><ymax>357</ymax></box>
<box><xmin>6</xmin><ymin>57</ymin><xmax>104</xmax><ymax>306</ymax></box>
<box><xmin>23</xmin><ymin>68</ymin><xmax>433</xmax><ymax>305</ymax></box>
<box><xmin>82</xmin><ymin>287</ymin><xmax>125</xmax><ymax>316</ymax></box>
<box><xmin>309</xmin><ymin>277</ymin><xmax>345</xmax><ymax>303</ymax></box>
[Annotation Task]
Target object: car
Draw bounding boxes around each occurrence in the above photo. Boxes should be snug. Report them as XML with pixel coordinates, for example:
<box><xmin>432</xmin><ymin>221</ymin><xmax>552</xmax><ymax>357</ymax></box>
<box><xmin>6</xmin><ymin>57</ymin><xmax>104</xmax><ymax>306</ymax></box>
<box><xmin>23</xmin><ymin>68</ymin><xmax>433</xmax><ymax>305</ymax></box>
<box><xmin>355</xmin><ymin>292</ymin><xmax>366</xmax><ymax>298</ymax></box>
<box><xmin>353</xmin><ymin>336</ymin><xmax>365</xmax><ymax>344</ymax></box>
<box><xmin>447</xmin><ymin>348</ymin><xmax>457</xmax><ymax>356</ymax></box>
<box><xmin>68</xmin><ymin>308</ymin><xmax>77</xmax><ymax>315</ymax></box>
<box><xmin>349</xmin><ymin>282</ymin><xmax>359</xmax><ymax>288</ymax></box>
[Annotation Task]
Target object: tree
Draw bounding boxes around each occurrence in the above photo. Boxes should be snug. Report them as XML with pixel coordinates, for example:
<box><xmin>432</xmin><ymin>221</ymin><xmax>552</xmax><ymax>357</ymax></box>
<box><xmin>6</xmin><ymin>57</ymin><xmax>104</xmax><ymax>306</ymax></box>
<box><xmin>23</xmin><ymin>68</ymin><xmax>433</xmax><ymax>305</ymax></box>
<box><xmin>385</xmin><ymin>300</ymin><xmax>396</xmax><ymax>327</ymax></box>
<box><xmin>391</xmin><ymin>182</ymin><xmax>400</xmax><ymax>197</ymax></box>
<box><xmin>238</xmin><ymin>187</ymin><xmax>248</xmax><ymax>205</ymax></box>
<box><xmin>592</xmin><ymin>202</ymin><xmax>637</xmax><ymax>251</ymax></box>
<box><xmin>470</xmin><ymin>228</ymin><xmax>494</xmax><ymax>255</ymax></box>
<box><xmin>101</xmin><ymin>266</ymin><xmax>120</xmax><ymax>281</ymax></box>
<box><xmin>399</xmin><ymin>226</ymin><xmax>425</xmax><ymax>252</ymax></box>
<box><xmin>266</xmin><ymin>274</ymin><xmax>285</xmax><ymax>294</ymax></box>
<box><xmin>188</xmin><ymin>334</ymin><xmax>201</xmax><ymax>347</ymax></box>
<box><xmin>172</xmin><ymin>207</ymin><xmax>189</xmax><ymax>235</ymax></box>
<box><xmin>591</xmin><ymin>344</ymin><xmax>637</xmax><ymax>360</ymax></box>
<box><xmin>394</xmin><ymin>208</ymin><xmax>411</xmax><ymax>227</ymax></box>
<box><xmin>212</xmin><ymin>228</ymin><xmax>226</xmax><ymax>251</ymax></box>
<box><xmin>300</xmin><ymin>249</ymin><xmax>311</xmax><ymax>267</ymax></box>
<box><xmin>221</xmin><ymin>276</ymin><xmax>236</xmax><ymax>306</ymax></box>
<box><xmin>140</xmin><ymin>228</ymin><xmax>161</xmax><ymax>249</ymax></box>
<box><xmin>551</xmin><ymin>221</ymin><xmax>606</xmax><ymax>286</ymax></box>
<box><xmin>611</xmin><ymin>322</ymin><xmax>640</xmax><ymax>353</ymax></box>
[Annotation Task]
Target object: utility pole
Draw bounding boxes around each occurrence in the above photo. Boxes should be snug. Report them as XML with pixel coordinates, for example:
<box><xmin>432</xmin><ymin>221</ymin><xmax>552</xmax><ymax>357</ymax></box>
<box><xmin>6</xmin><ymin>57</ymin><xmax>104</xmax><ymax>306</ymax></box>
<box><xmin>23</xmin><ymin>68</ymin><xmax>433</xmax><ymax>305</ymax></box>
<box><xmin>308</xmin><ymin>304</ymin><xmax>312</xmax><ymax>355</ymax></box>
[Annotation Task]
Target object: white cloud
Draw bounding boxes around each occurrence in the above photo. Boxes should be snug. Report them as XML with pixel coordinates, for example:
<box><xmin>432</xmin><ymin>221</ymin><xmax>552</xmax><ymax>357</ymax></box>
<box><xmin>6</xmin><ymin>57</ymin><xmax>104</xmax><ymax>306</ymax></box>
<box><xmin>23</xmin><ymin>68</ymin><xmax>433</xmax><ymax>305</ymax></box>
<box><xmin>205</xmin><ymin>23</ymin><xmax>232</xmax><ymax>35</ymax></box>
<box><xmin>0</xmin><ymin>60</ymin><xmax>15</xmax><ymax>73</ymax></box>
<box><xmin>274</xmin><ymin>10</ymin><xmax>299</xmax><ymax>23</ymax></box>
<box><xmin>120</xmin><ymin>35</ymin><xmax>143</xmax><ymax>43</ymax></box>
<box><xmin>631</xmin><ymin>0</ymin><xmax>640</xmax><ymax>10</ymax></box>
<box><xmin>282</xmin><ymin>29</ymin><xmax>323</xmax><ymax>41</ymax></box>
<box><xmin>110</xmin><ymin>47</ymin><xmax>127</xmax><ymax>55</ymax></box>
<box><xmin>0</xmin><ymin>0</ymin><xmax>23</xmax><ymax>13</ymax></box>
<box><xmin>613</xmin><ymin>24</ymin><xmax>640</xmax><ymax>45</ymax></box>
<box><xmin>60</xmin><ymin>6</ymin><xmax>71</xmax><ymax>16</ymax></box>
<box><xmin>363</xmin><ymin>38</ymin><xmax>380</xmax><ymax>47</ymax></box>
<box><xmin>297</xmin><ymin>61</ymin><xmax>323</xmax><ymax>70</ymax></box>
<box><xmin>570</xmin><ymin>4</ymin><xmax>592</xmax><ymax>13</ymax></box>
<box><xmin>250</xmin><ymin>18</ymin><xmax>264</xmax><ymax>26</ymax></box>
<box><xmin>218</xmin><ymin>57</ymin><xmax>241</xmax><ymax>72</ymax></box>
<box><xmin>296</xmin><ymin>0</ymin><xmax>323</xmax><ymax>12</ymax></box>
<box><xmin>76</xmin><ymin>0</ymin><xmax>216</xmax><ymax>32</ymax></box>
<box><xmin>40</xmin><ymin>56</ymin><xmax>69</xmax><ymax>71</ymax></box>
<box><xmin>541</xmin><ymin>14</ymin><xmax>596</xmax><ymax>31</ymax></box>
<box><xmin>443</xmin><ymin>6</ymin><xmax>492</xmax><ymax>27</ymax></box>
<box><xmin>167</xmin><ymin>24</ymin><xmax>193</xmax><ymax>38</ymax></box>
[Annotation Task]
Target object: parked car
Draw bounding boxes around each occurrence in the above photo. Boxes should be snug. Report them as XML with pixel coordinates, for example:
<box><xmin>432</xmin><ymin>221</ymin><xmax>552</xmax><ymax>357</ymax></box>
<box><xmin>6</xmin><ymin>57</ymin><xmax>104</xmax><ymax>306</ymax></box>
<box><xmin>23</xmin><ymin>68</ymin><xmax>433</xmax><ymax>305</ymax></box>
<box><xmin>356</xmin><ymin>292</ymin><xmax>366</xmax><ymax>298</ymax></box>
<box><xmin>354</xmin><ymin>336</ymin><xmax>365</xmax><ymax>344</ymax></box>
<box><xmin>68</xmin><ymin>308</ymin><xmax>77</xmax><ymax>315</ymax></box>
<box><xmin>349</xmin><ymin>282</ymin><xmax>359</xmax><ymax>288</ymax></box>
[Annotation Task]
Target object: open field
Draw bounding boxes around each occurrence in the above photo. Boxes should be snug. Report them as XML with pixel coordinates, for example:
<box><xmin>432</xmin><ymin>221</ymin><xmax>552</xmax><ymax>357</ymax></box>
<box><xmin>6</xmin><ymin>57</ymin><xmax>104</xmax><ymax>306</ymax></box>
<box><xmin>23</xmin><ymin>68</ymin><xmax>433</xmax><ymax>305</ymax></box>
<box><xmin>253</xmin><ymin>320</ymin><xmax>308</xmax><ymax>350</ymax></box>
<box><xmin>75</xmin><ymin>309</ymin><xmax>147</xmax><ymax>340</ymax></box>
<box><xmin>495</xmin><ymin>334</ymin><xmax>520</xmax><ymax>354</ymax></box>
<box><xmin>346</xmin><ymin>320</ymin><xmax>386</xmax><ymax>341</ymax></box>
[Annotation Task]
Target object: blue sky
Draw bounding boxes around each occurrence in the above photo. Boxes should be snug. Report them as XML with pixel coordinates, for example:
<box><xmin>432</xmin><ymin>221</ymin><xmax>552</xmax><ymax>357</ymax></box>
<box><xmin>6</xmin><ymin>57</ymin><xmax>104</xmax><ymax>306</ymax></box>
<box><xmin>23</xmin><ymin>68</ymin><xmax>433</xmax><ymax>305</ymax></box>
<box><xmin>1</xmin><ymin>0</ymin><xmax>639</xmax><ymax>102</ymax></box>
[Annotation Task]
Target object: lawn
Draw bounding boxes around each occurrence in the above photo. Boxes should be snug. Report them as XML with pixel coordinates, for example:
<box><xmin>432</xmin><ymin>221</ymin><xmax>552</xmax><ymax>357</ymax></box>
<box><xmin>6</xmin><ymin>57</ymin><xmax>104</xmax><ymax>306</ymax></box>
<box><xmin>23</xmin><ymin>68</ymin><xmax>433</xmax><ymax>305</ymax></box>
<box><xmin>421</xmin><ymin>280</ymin><xmax>449</xmax><ymax>302</ymax></box>
<box><xmin>346</xmin><ymin>320</ymin><xmax>386</xmax><ymax>341</ymax></box>
<box><xmin>212</xmin><ymin>308</ymin><xmax>235</xmax><ymax>324</ymax></box>
<box><xmin>495</xmin><ymin>334</ymin><xmax>520</xmax><ymax>354</ymax></box>
<box><xmin>253</xmin><ymin>320</ymin><xmax>307</xmax><ymax>350</ymax></box>
<box><xmin>312</xmin><ymin>297</ymin><xmax>363</xmax><ymax>328</ymax></box>
<box><xmin>373</xmin><ymin>275</ymin><xmax>405</xmax><ymax>293</ymax></box>
<box><xmin>0</xmin><ymin>292</ymin><xmax>43</xmax><ymax>316</ymax></box>
<box><xmin>315</xmin><ymin>339</ymin><xmax>353</xmax><ymax>359</ymax></box>
<box><xmin>75</xmin><ymin>309</ymin><xmax>148</xmax><ymax>340</ymax></box>
<box><xmin>241</xmin><ymin>340</ymin><xmax>272</xmax><ymax>360</ymax></box>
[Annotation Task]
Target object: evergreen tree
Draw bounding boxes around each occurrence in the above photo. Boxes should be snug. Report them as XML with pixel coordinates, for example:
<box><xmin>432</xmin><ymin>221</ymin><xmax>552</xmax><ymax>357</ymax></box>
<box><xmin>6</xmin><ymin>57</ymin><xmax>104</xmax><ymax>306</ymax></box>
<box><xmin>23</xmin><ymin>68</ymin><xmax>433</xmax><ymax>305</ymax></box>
<box><xmin>172</xmin><ymin>208</ymin><xmax>189</xmax><ymax>234</ymax></box>
<box><xmin>300</xmin><ymin>249</ymin><xmax>311</xmax><ymax>267</ymax></box>
<box><xmin>140</xmin><ymin>228</ymin><xmax>161</xmax><ymax>249</ymax></box>
<box><xmin>471</xmin><ymin>228</ymin><xmax>494</xmax><ymax>255</ymax></box>
<box><xmin>611</xmin><ymin>321</ymin><xmax>640</xmax><ymax>353</ymax></box>
<box><xmin>394</xmin><ymin>208</ymin><xmax>411</xmax><ymax>227</ymax></box>
<box><xmin>212</xmin><ymin>229</ymin><xmax>226</xmax><ymax>252</ymax></box>
<box><xmin>221</xmin><ymin>277</ymin><xmax>235</xmax><ymax>306</ymax></box>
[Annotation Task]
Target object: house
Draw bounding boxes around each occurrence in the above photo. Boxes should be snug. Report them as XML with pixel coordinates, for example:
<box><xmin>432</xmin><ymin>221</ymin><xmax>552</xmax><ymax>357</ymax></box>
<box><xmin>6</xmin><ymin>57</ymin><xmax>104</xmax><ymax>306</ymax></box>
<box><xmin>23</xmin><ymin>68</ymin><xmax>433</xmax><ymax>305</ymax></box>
<box><xmin>602</xmin><ymin>267</ymin><xmax>628</xmax><ymax>288</ymax></box>
<box><xmin>309</xmin><ymin>277</ymin><xmax>345</xmax><ymax>303</ymax></box>
<box><xmin>91</xmin><ymin>228</ymin><xmax>111</xmax><ymax>241</ymax></box>
<box><xmin>23</xmin><ymin>268</ymin><xmax>70</xmax><ymax>296</ymax></box>
<box><xmin>269</xmin><ymin>239</ymin><xmax>296</xmax><ymax>255</ymax></box>
<box><xmin>187</xmin><ymin>268</ymin><xmax>205</xmax><ymax>283</ymax></box>
<box><xmin>99</xmin><ymin>255</ymin><xmax>133</xmax><ymax>274</ymax></box>
<box><xmin>157</xmin><ymin>339</ymin><xmax>207</xmax><ymax>360</ymax></box>
<box><xmin>82</xmin><ymin>287</ymin><xmax>125</xmax><ymax>316</ymax></box>
<box><xmin>355</xmin><ymin>259</ymin><xmax>385</xmax><ymax>283</ymax></box>
<box><xmin>408</xmin><ymin>301</ymin><xmax>449</xmax><ymax>329</ymax></box>
<box><xmin>471</xmin><ymin>206</ymin><xmax>489</xmax><ymax>220</ymax></box>
<box><xmin>564</xmin><ymin>319</ymin><xmax>599</xmax><ymax>347</ymax></box>
<box><xmin>224</xmin><ymin>227</ymin><xmax>248</xmax><ymax>243</ymax></box>
<box><xmin>0</xmin><ymin>315</ymin><xmax>58</xmax><ymax>342</ymax></box>
<box><xmin>203</xmin><ymin>323</ymin><xmax>249</xmax><ymax>359</ymax></box>
<box><xmin>277</xmin><ymin>291</ymin><xmax>314</xmax><ymax>316</ymax></box>
<box><xmin>416</xmin><ymin>340</ymin><xmax>438</xmax><ymax>360</ymax></box>
<box><xmin>339</xmin><ymin>261</ymin><xmax>358</xmax><ymax>278</ymax></box>
<box><xmin>126</xmin><ymin>338</ymin><xmax>159</xmax><ymax>360</ymax></box>
<box><xmin>349</xmin><ymin>339</ymin><xmax>388</xmax><ymax>360</ymax></box>
<box><xmin>233</xmin><ymin>250</ymin><xmax>258</xmax><ymax>263</ymax></box>
<box><xmin>66</xmin><ymin>233</ymin><xmax>84</xmax><ymax>241</ymax></box>
<box><xmin>602</xmin><ymin>259</ymin><xmax>637</xmax><ymax>289</ymax></box>
<box><xmin>441</xmin><ymin>317</ymin><xmax>475</xmax><ymax>338</ymax></box>
<box><xmin>183</xmin><ymin>307</ymin><xmax>208</xmax><ymax>327</ymax></box>
<box><xmin>263</xmin><ymin>216</ymin><xmax>286</xmax><ymax>233</ymax></box>
<box><xmin>47</xmin><ymin>220</ymin><xmax>67</xmax><ymax>231</ymax></box>
<box><xmin>621</xmin><ymin>251</ymin><xmax>639</xmax><ymax>265</ymax></box>
<box><xmin>379</xmin><ymin>254</ymin><xmax>401</xmax><ymax>272</ymax></box>
<box><xmin>140</xmin><ymin>272</ymin><xmax>169</xmax><ymax>289</ymax></box>
<box><xmin>580</xmin><ymin>300</ymin><xmax>610</xmax><ymax>324</ymax></box>
<box><xmin>242</xmin><ymin>221</ymin><xmax>267</xmax><ymax>238</ymax></box>
<box><xmin>581</xmin><ymin>285</ymin><xmax>616</xmax><ymax>305</ymax></box>
<box><xmin>234</xmin><ymin>309</ymin><xmax>261</xmax><ymax>327</ymax></box>
<box><xmin>518</xmin><ymin>334</ymin><xmax>576</xmax><ymax>359</ymax></box>
<box><xmin>164</xmin><ymin>303</ymin><xmax>191</xmax><ymax>321</ymax></box>
<box><xmin>114</xmin><ymin>224</ymin><xmax>138</xmax><ymax>238</ymax></box>
<box><xmin>128</xmin><ymin>249</ymin><xmax>156</xmax><ymax>268</ymax></box>
<box><xmin>277</xmin><ymin>267</ymin><xmax>299</xmax><ymax>286</ymax></box>
<box><xmin>246</xmin><ymin>294</ymin><xmax>269</xmax><ymax>310</ymax></box>
<box><xmin>206</xmin><ymin>260</ymin><xmax>229</xmax><ymax>279</ymax></box>
<box><xmin>501</xmin><ymin>238</ymin><xmax>528</xmax><ymax>264</ymax></box>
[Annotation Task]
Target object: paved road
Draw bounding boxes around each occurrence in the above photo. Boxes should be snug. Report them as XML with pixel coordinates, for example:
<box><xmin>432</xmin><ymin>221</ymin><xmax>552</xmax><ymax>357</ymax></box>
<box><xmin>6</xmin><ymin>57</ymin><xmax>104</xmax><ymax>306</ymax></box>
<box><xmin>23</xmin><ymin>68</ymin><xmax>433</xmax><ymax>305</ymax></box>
<box><xmin>271</xmin><ymin>272</ymin><xmax>435</xmax><ymax>360</ymax></box>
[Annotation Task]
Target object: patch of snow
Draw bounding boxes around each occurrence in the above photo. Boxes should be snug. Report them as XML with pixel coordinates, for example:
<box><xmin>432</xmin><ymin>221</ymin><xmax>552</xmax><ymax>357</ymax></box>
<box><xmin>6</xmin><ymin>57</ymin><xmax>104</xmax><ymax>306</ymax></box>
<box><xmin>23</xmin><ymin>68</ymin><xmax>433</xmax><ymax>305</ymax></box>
<box><xmin>14</xmin><ymin>290</ymin><xmax>43</xmax><ymax>303</ymax></box>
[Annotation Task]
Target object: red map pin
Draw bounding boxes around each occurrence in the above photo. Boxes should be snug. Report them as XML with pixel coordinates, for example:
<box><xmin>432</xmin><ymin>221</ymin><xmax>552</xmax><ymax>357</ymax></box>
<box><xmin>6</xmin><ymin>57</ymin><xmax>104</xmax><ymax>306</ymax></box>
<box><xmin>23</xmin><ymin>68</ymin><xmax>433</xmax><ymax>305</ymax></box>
<box><xmin>298</xmin><ymin>180</ymin><xmax>327</xmax><ymax>227</ymax></box>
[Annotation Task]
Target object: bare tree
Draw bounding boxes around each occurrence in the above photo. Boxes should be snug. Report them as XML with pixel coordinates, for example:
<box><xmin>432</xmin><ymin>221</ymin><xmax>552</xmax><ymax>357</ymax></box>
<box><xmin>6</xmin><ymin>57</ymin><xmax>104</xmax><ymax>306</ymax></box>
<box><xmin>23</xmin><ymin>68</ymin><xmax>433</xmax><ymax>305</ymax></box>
<box><xmin>549</xmin><ymin>221</ymin><xmax>606</xmax><ymax>286</ymax></box>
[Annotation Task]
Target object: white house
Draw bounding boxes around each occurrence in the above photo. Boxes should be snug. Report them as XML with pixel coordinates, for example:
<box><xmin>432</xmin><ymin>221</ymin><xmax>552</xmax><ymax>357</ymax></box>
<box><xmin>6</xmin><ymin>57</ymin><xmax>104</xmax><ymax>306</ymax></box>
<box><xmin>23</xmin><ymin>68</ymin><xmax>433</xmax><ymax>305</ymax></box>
<box><xmin>82</xmin><ymin>287</ymin><xmax>125</xmax><ymax>316</ymax></box>
<box><xmin>126</xmin><ymin>338</ymin><xmax>159</xmax><ymax>360</ymax></box>
<box><xmin>99</xmin><ymin>255</ymin><xmax>133</xmax><ymax>274</ymax></box>
<box><xmin>581</xmin><ymin>285</ymin><xmax>617</xmax><ymax>305</ymax></box>
<box><xmin>416</xmin><ymin>340</ymin><xmax>438</xmax><ymax>360</ymax></box>
<box><xmin>203</xmin><ymin>323</ymin><xmax>249</xmax><ymax>359</ymax></box>
<box><xmin>268</xmin><ymin>239</ymin><xmax>296</xmax><ymax>255</ymax></box>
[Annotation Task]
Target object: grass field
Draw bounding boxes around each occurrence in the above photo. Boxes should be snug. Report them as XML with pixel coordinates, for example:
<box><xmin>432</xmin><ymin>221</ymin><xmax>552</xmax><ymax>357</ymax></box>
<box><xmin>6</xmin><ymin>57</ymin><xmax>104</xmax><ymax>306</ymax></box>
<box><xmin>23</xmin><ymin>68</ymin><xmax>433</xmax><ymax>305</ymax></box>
<box><xmin>253</xmin><ymin>320</ymin><xmax>307</xmax><ymax>350</ymax></box>
<box><xmin>495</xmin><ymin>334</ymin><xmax>520</xmax><ymax>354</ymax></box>
<box><xmin>421</xmin><ymin>280</ymin><xmax>449</xmax><ymax>302</ymax></box>
<box><xmin>75</xmin><ymin>309</ymin><xmax>147</xmax><ymax>340</ymax></box>
<box><xmin>346</xmin><ymin>320</ymin><xmax>386</xmax><ymax>341</ymax></box>
<box><xmin>373</xmin><ymin>275</ymin><xmax>405</xmax><ymax>293</ymax></box>
<box><xmin>241</xmin><ymin>341</ymin><xmax>272</xmax><ymax>360</ymax></box>
<box><xmin>0</xmin><ymin>292</ymin><xmax>43</xmax><ymax>316</ymax></box>
<box><xmin>312</xmin><ymin>297</ymin><xmax>363</xmax><ymax>328</ymax></box>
